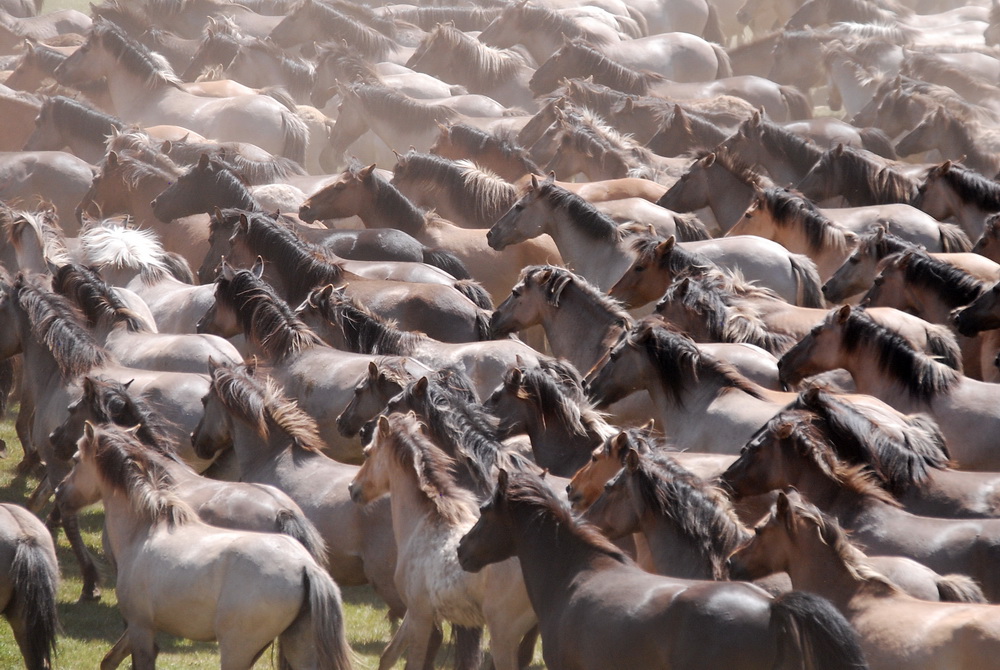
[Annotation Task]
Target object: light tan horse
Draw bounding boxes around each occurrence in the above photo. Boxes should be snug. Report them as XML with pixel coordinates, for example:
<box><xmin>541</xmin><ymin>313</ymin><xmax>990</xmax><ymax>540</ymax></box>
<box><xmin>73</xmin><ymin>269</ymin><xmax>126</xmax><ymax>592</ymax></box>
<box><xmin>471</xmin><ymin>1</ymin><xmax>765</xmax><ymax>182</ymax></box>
<box><xmin>350</xmin><ymin>413</ymin><xmax>535</xmax><ymax>670</ymax></box>
<box><xmin>57</xmin><ymin>423</ymin><xmax>353</xmax><ymax>670</ymax></box>
<box><xmin>731</xmin><ymin>491</ymin><xmax>1000</xmax><ymax>670</ymax></box>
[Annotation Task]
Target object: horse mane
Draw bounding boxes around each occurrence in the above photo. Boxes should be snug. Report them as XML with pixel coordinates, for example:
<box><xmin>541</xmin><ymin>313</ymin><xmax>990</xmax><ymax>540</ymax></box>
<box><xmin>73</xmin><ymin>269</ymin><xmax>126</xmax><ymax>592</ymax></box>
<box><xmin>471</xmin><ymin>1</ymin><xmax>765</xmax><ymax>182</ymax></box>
<box><xmin>763</xmin><ymin>410</ymin><xmax>901</xmax><ymax>505</ymax></box>
<box><xmin>91</xmin><ymin>0</ymin><xmax>153</xmax><ymax>33</ymax></box>
<box><xmin>756</xmin><ymin>187</ymin><xmax>854</xmax><ymax>254</ymax></box>
<box><xmin>105</xmin><ymin>127</ymin><xmax>170</xmax><ymax>166</ymax></box>
<box><xmin>791</xmin><ymin>387</ymin><xmax>950</xmax><ymax>495</ymax></box>
<box><xmin>738</xmin><ymin>118</ymin><xmax>825</xmax><ymax>177</ymax></box>
<box><xmin>522</xmin><ymin>265</ymin><xmax>631</xmax><ymax>322</ymax></box>
<box><xmin>166</xmin><ymin>140</ymin><xmax>306</xmax><ymax>184</ymax></box>
<box><xmin>504</xmin><ymin>4</ymin><xmax>611</xmax><ymax>46</ymax></box>
<box><xmin>237</xmin><ymin>38</ymin><xmax>315</xmax><ymax>98</ymax></box>
<box><xmin>80</xmin><ymin>376</ymin><xmax>180</xmax><ymax>458</ymax></box>
<box><xmin>653</xmin><ymin>105</ymin><xmax>727</xmax><ymax>149</ymax></box>
<box><xmin>5</xmin><ymin>208</ymin><xmax>71</xmax><ymax>267</ymax></box>
<box><xmin>43</xmin><ymin>96</ymin><xmax>125</xmax><ymax>143</ymax></box>
<box><xmin>439</xmin><ymin>123</ymin><xmax>541</xmax><ymax>174</ymax></box>
<box><xmin>904</xmin><ymin>52</ymin><xmax>999</xmax><ymax>96</ymax></box>
<box><xmin>392</xmin><ymin>151</ymin><xmax>517</xmax><ymax>228</ymax></box>
<box><xmin>183</xmin><ymin>157</ymin><xmax>256</xmax><ymax>210</ymax></box>
<box><xmin>782</xmin><ymin>494</ymin><xmax>903</xmax><ymax>593</ymax></box>
<box><xmin>80</xmin><ymin>223</ymin><xmax>171</xmax><ymax>284</ymax></box>
<box><xmin>89</xmin><ymin>18</ymin><xmax>182</xmax><ymax>88</ymax></box>
<box><xmin>500</xmin><ymin>469</ymin><xmax>630</xmax><ymax>563</ymax></box>
<box><xmin>823</xmin><ymin>22</ymin><xmax>912</xmax><ymax>43</ymax></box>
<box><xmin>535</xmin><ymin>179</ymin><xmax>622</xmax><ymax>243</ymax></box>
<box><xmin>790</xmin><ymin>0</ymin><xmax>899</xmax><ymax>27</ymax></box>
<box><xmin>502</xmin><ymin>362</ymin><xmax>608</xmax><ymax>438</ymax></box>
<box><xmin>11</xmin><ymin>274</ymin><xmax>112</xmax><ymax>378</ymax></box>
<box><xmin>186</xmin><ymin>27</ymin><xmax>241</xmax><ymax>75</ymax></box>
<box><xmin>208</xmin><ymin>362</ymin><xmax>326</xmax><ymax>452</ymax></box>
<box><xmin>377</xmin><ymin>412</ymin><xmax>479</xmax><ymax>524</ymax></box>
<box><xmin>928</xmin><ymin>162</ymin><xmax>1000</xmax><ymax>210</ymax></box>
<box><xmin>213</xmin><ymin>267</ymin><xmax>323</xmax><ymax>361</ymax></box>
<box><xmin>884</xmin><ymin>250</ymin><xmax>985</xmax><ymax>308</ymax></box>
<box><xmin>52</xmin><ymin>263</ymin><xmax>150</xmax><ymax>333</ymax></box>
<box><xmin>689</xmin><ymin>148</ymin><xmax>767</xmax><ymax>189</ymax></box>
<box><xmin>552</xmin><ymin>78</ymin><xmax>628</xmax><ymax>118</ymax></box>
<box><xmin>852</xmin><ymin>229</ymin><xmax>917</xmax><ymax>260</ymax></box>
<box><xmin>296</xmin><ymin>2</ymin><xmax>396</xmax><ymax>59</ymax></box>
<box><xmin>924</xmin><ymin>114</ymin><xmax>1000</xmax><ymax>173</ymax></box>
<box><xmin>834</xmin><ymin>306</ymin><xmax>959</xmax><ymax>400</ymax></box>
<box><xmin>19</xmin><ymin>41</ymin><xmax>68</xmax><ymax>73</ymax></box>
<box><xmin>657</xmin><ymin>271</ymin><xmax>796</xmax><ymax>353</ymax></box>
<box><xmin>354</xmin><ymin>159</ymin><xmax>433</xmax><ymax>234</ymax></box>
<box><xmin>309</xmin><ymin>286</ymin><xmax>423</xmax><ymax>356</ymax></box>
<box><xmin>626</xmin><ymin>450</ymin><xmax>749</xmax><ymax>579</ymax></box>
<box><xmin>105</xmin><ymin>149</ymin><xmax>182</xmax><ymax>189</ymax></box>
<box><xmin>388</xmin><ymin>5</ymin><xmax>504</xmax><ymax>31</ymax></box>
<box><xmin>631</xmin><ymin>320</ymin><xmax>767</xmax><ymax>406</ymax></box>
<box><xmin>810</xmin><ymin>145</ymin><xmax>918</xmax><ymax>204</ymax></box>
<box><xmin>86</xmin><ymin>424</ymin><xmax>193</xmax><ymax>527</ymax></box>
<box><xmin>549</xmin><ymin>40</ymin><xmax>655</xmax><ymax>96</ymax></box>
<box><xmin>419</xmin><ymin>24</ymin><xmax>527</xmax><ymax>87</ymax></box>
<box><xmin>349</xmin><ymin>82</ymin><xmax>457</xmax><ymax>130</ymax></box>
<box><xmin>315</xmin><ymin>43</ymin><xmax>381</xmax><ymax>83</ymax></box>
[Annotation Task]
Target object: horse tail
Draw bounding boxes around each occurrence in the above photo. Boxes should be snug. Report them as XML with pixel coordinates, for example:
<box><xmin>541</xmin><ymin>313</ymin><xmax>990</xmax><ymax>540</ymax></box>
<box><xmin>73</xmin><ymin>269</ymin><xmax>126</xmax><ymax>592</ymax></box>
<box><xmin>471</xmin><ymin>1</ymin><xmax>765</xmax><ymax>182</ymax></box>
<box><xmin>163</xmin><ymin>251</ymin><xmax>197</xmax><ymax>284</ymax></box>
<box><xmin>702</xmin><ymin>2</ymin><xmax>726</xmax><ymax>45</ymax></box>
<box><xmin>275</xmin><ymin>508</ymin><xmax>329</xmax><ymax>570</ymax></box>
<box><xmin>769</xmin><ymin>591</ymin><xmax>869</xmax><ymax>670</ymax></box>
<box><xmin>259</xmin><ymin>86</ymin><xmax>298</xmax><ymax>113</ymax></box>
<box><xmin>712</xmin><ymin>43</ymin><xmax>734</xmax><ymax>79</ymax></box>
<box><xmin>779</xmin><ymin>86</ymin><xmax>813</xmax><ymax>120</ymax></box>
<box><xmin>625</xmin><ymin>5</ymin><xmax>650</xmax><ymax>36</ymax></box>
<box><xmin>475</xmin><ymin>309</ymin><xmax>494</xmax><ymax>341</ymax></box>
<box><xmin>936</xmin><ymin>574</ymin><xmax>988</xmax><ymax>603</ymax></box>
<box><xmin>279</xmin><ymin>109</ymin><xmax>309</xmax><ymax>166</ymax></box>
<box><xmin>453</xmin><ymin>625</ymin><xmax>484</xmax><ymax>670</ymax></box>
<box><xmin>858</xmin><ymin>127</ymin><xmax>898</xmax><ymax>159</ymax></box>
<box><xmin>422</xmin><ymin>246</ymin><xmax>472</xmax><ymax>279</ymax></box>
<box><xmin>283</xmin><ymin>562</ymin><xmax>353</xmax><ymax>670</ymax></box>
<box><xmin>673</xmin><ymin>213</ymin><xmax>711</xmax><ymax>241</ymax></box>
<box><xmin>924</xmin><ymin>322</ymin><xmax>963</xmax><ymax>371</ymax></box>
<box><xmin>11</xmin><ymin>535</ymin><xmax>59</xmax><ymax>670</ymax></box>
<box><xmin>454</xmin><ymin>279</ymin><xmax>495</xmax><ymax>310</ymax></box>
<box><xmin>789</xmin><ymin>254</ymin><xmax>825</xmax><ymax>308</ymax></box>
<box><xmin>937</xmin><ymin>222</ymin><xmax>973</xmax><ymax>253</ymax></box>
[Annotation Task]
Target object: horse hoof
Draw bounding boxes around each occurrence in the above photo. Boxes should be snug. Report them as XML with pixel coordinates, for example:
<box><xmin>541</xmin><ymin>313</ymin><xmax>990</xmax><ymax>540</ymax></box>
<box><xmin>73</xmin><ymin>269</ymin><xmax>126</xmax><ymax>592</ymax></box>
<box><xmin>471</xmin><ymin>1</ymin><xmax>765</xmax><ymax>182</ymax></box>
<box><xmin>78</xmin><ymin>588</ymin><xmax>102</xmax><ymax>603</ymax></box>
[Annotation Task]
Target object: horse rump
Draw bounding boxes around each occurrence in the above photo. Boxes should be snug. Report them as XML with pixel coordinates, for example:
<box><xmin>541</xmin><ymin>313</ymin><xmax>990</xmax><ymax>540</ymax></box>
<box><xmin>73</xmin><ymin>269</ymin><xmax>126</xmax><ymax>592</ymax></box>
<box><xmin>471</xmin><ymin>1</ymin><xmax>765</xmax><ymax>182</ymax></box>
<box><xmin>10</xmin><ymin>535</ymin><xmax>60</xmax><ymax>670</ymax></box>
<box><xmin>769</xmin><ymin>591</ymin><xmax>869</xmax><ymax>670</ymax></box>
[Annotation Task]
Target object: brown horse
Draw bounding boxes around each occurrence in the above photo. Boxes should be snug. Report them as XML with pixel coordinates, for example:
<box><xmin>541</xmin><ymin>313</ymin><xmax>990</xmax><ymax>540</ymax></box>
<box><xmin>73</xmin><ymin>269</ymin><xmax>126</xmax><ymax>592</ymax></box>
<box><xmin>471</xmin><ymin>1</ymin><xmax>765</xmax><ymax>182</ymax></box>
<box><xmin>730</xmin><ymin>491</ymin><xmax>1000</xmax><ymax>670</ymax></box>
<box><xmin>457</xmin><ymin>469</ymin><xmax>868</xmax><ymax>670</ymax></box>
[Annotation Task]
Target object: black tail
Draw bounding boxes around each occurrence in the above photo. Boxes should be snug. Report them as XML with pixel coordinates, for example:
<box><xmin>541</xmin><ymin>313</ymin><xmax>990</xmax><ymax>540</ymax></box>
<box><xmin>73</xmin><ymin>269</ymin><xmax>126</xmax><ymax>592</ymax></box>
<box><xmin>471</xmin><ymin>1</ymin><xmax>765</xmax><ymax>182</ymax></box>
<box><xmin>453</xmin><ymin>625</ymin><xmax>484</xmax><ymax>670</ymax></box>
<box><xmin>11</xmin><ymin>536</ymin><xmax>59</xmax><ymax>670</ymax></box>
<box><xmin>779</xmin><ymin>86</ymin><xmax>813</xmax><ymax>120</ymax></box>
<box><xmin>924</xmin><ymin>322</ymin><xmax>963</xmax><ymax>371</ymax></box>
<box><xmin>260</xmin><ymin>86</ymin><xmax>299</xmax><ymax>112</ymax></box>
<box><xmin>475</xmin><ymin>310</ymin><xmax>494</xmax><ymax>341</ymax></box>
<box><xmin>673</xmin><ymin>213</ymin><xmax>711</xmax><ymax>242</ymax></box>
<box><xmin>454</xmin><ymin>280</ymin><xmax>494</xmax><ymax>310</ymax></box>
<box><xmin>937</xmin><ymin>222</ymin><xmax>973</xmax><ymax>253</ymax></box>
<box><xmin>859</xmin><ymin>127</ymin><xmax>898</xmax><ymax>160</ymax></box>
<box><xmin>163</xmin><ymin>251</ymin><xmax>197</xmax><ymax>284</ymax></box>
<box><xmin>423</xmin><ymin>247</ymin><xmax>472</xmax><ymax>280</ymax></box>
<box><xmin>275</xmin><ymin>508</ymin><xmax>329</xmax><ymax>570</ymax></box>
<box><xmin>936</xmin><ymin>574</ymin><xmax>988</xmax><ymax>603</ymax></box>
<box><xmin>770</xmin><ymin>591</ymin><xmax>868</xmax><ymax>670</ymax></box>
<box><xmin>789</xmin><ymin>254</ymin><xmax>825</xmax><ymax>308</ymax></box>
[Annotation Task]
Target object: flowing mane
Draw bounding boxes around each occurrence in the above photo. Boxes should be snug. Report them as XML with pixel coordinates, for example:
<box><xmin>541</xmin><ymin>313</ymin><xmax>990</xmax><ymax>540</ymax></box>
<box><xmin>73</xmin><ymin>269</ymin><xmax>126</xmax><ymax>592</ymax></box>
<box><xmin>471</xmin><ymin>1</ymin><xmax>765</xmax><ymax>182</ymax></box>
<box><xmin>831</xmin><ymin>307</ymin><xmax>959</xmax><ymax>399</ymax></box>
<box><xmin>656</xmin><ymin>272</ymin><xmax>797</xmax><ymax>354</ymax></box>
<box><xmin>11</xmin><ymin>273</ymin><xmax>112</xmax><ymax>378</ymax></box>
<box><xmin>624</xmin><ymin>450</ymin><xmax>749</xmax><ymax>579</ymax></box>
<box><xmin>4</xmin><ymin>208</ymin><xmax>72</xmax><ymax>267</ymax></box>
<box><xmin>807</xmin><ymin>146</ymin><xmax>919</xmax><ymax>204</ymax></box>
<box><xmin>348</xmin><ymin>82</ymin><xmax>457</xmax><ymax>129</ymax></box>
<box><xmin>80</xmin><ymin>223</ymin><xmax>172</xmax><ymax>283</ymax></box>
<box><xmin>307</xmin><ymin>285</ymin><xmax>424</xmax><ymax>356</ymax></box>
<box><xmin>552</xmin><ymin>105</ymin><xmax>663</xmax><ymax>179</ymax></box>
<box><xmin>502</xmin><ymin>4</ymin><xmax>611</xmax><ymax>45</ymax></box>
<box><xmin>501</xmin><ymin>360</ymin><xmax>611</xmax><ymax>439</ymax></box>
<box><xmin>105</xmin><ymin>149</ymin><xmax>182</xmax><ymax>188</ymax></box>
<box><xmin>392</xmin><ymin>151</ymin><xmax>517</xmax><ymax>228</ymax></box>
<box><xmin>880</xmin><ymin>250</ymin><xmax>985</xmax><ymax>309</ymax></box>
<box><xmin>375</xmin><ymin>412</ymin><xmax>479</xmax><ymax>524</ymax></box>
<box><xmin>77</xmin><ymin>375</ymin><xmax>180</xmax><ymax>457</ymax></box>
<box><xmin>688</xmin><ymin>148</ymin><xmax>768</xmax><ymax>190</ymax></box>
<box><xmin>415</xmin><ymin>24</ymin><xmax>528</xmax><ymax>88</ymax></box>
<box><xmin>42</xmin><ymin>96</ymin><xmax>125</xmax><ymax>143</ymax></box>
<box><xmin>166</xmin><ymin>139</ymin><xmax>307</xmax><ymax>184</ymax></box>
<box><xmin>52</xmin><ymin>263</ymin><xmax>150</xmax><ymax>333</ymax></box>
<box><xmin>87</xmin><ymin>18</ymin><xmax>182</xmax><ymax>88</ymax></box>
<box><xmin>852</xmin><ymin>229</ymin><xmax>917</xmax><ymax>259</ymax></box>
<box><xmin>733</xmin><ymin>117</ymin><xmax>825</xmax><ymax>177</ymax></box>
<box><xmin>84</xmin><ymin>424</ymin><xmax>193</xmax><ymax>526</ymax></box>
<box><xmin>212</xmin><ymin>267</ymin><xmax>323</xmax><ymax>361</ymax></box>
<box><xmin>543</xmin><ymin>41</ymin><xmax>657</xmax><ymax>96</ymax></box>
<box><xmin>758</xmin><ymin>411</ymin><xmax>900</xmax><ymax>505</ymax></box>
<box><xmin>387</xmin><ymin>5</ymin><xmax>504</xmax><ymax>31</ymax></box>
<box><xmin>534</xmin><ymin>179</ymin><xmax>623</xmax><ymax>243</ymax></box>
<box><xmin>436</xmin><ymin>123</ymin><xmax>541</xmax><ymax>175</ymax></box>
<box><xmin>755</xmin><ymin>187</ymin><xmax>855</xmax><ymax>254</ymax></box>
<box><xmin>352</xmin><ymin>160</ymin><xmax>435</xmax><ymax>236</ymax></box>
<box><xmin>499</xmin><ymin>469</ymin><xmax>629</xmax><ymax>563</ymax></box>
<box><xmin>207</xmin><ymin>362</ymin><xmax>326</xmax><ymax>452</ymax></box>
<box><xmin>629</xmin><ymin>320</ymin><xmax>767</xmax><ymax>406</ymax></box>
<box><xmin>292</xmin><ymin>1</ymin><xmax>397</xmax><ymax>59</ymax></box>
<box><xmin>520</xmin><ymin>265</ymin><xmax>631</xmax><ymax>322</ymax></box>
<box><xmin>629</xmin><ymin>235</ymin><xmax>714</xmax><ymax>277</ymax></box>
<box><xmin>791</xmin><ymin>387</ymin><xmax>950</xmax><ymax>495</ymax></box>
<box><xmin>238</xmin><ymin>38</ymin><xmax>315</xmax><ymax>99</ymax></box>
<box><xmin>927</xmin><ymin>162</ymin><xmax>1000</xmax><ymax>210</ymax></box>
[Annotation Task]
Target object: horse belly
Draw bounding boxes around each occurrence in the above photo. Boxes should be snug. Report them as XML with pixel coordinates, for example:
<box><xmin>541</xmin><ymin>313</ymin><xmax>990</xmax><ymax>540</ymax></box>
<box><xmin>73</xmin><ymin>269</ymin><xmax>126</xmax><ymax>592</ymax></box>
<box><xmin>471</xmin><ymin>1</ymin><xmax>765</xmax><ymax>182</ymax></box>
<box><xmin>404</xmin><ymin>530</ymin><xmax>486</xmax><ymax>628</ymax></box>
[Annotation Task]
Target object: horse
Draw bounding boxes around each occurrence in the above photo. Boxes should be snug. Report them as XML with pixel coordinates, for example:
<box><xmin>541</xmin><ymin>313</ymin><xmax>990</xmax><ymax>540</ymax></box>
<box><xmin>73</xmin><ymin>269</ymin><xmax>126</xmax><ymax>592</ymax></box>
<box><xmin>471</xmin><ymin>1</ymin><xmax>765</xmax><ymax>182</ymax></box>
<box><xmin>57</xmin><ymin>422</ymin><xmax>353</xmax><ymax>670</ymax></box>
<box><xmin>457</xmin><ymin>469</ymin><xmax>869</xmax><ymax>670</ymax></box>
<box><xmin>21</xmin><ymin>95</ymin><xmax>123</xmax><ymax>165</ymax></box>
<box><xmin>915</xmin><ymin>160</ymin><xmax>1000</xmax><ymax>240</ymax></box>
<box><xmin>190</xmin><ymin>360</ymin><xmax>404</xmax><ymax>619</ymax></box>
<box><xmin>198</xmin><ymin>263</ymin><xmax>435</xmax><ymax>463</ymax></box>
<box><xmin>295</xmin><ymin>283</ymin><xmax>546</xmax><ymax>401</ymax></box>
<box><xmin>797</xmin><ymin>144</ymin><xmax>921</xmax><ymax>207</ymax></box>
<box><xmin>730</xmin><ymin>490</ymin><xmax>1000</xmax><ymax>669</ymax></box>
<box><xmin>896</xmin><ymin>108</ymin><xmax>1000</xmax><ymax>178</ymax></box>
<box><xmin>349</xmin><ymin>413</ymin><xmax>535</xmax><ymax>670</ymax></box>
<box><xmin>299</xmin><ymin>161</ymin><xmax>561</xmax><ymax>303</ymax></box>
<box><xmin>778</xmin><ymin>305</ymin><xmax>1000</xmax><ymax>471</ymax></box>
<box><xmin>430</xmin><ymin>123</ymin><xmax>541</xmax><ymax>183</ymax></box>
<box><xmin>825</xmin><ymin>228</ymin><xmax>1000</xmax><ymax>303</ymax></box>
<box><xmin>974</xmin><ymin>213</ymin><xmax>1000</xmax><ymax>264</ymax></box>
<box><xmin>269</xmin><ymin>0</ymin><xmax>410</xmax><ymax>62</ymax></box>
<box><xmin>55</xmin><ymin>20</ymin><xmax>309</xmax><ymax>163</ymax></box>
<box><xmin>0</xmin><ymin>150</ymin><xmax>95</xmax><ymax>225</ymax></box>
<box><xmin>492</xmin><ymin>175</ymin><xmax>823</xmax><ymax>304</ymax></box>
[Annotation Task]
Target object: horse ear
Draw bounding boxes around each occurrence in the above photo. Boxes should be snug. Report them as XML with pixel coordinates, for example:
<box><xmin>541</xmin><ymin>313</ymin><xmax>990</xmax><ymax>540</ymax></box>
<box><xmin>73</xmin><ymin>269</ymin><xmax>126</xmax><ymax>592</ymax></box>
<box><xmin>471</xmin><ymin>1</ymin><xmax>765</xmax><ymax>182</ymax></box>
<box><xmin>750</xmin><ymin>110</ymin><xmax>761</xmax><ymax>126</ymax></box>
<box><xmin>83</xmin><ymin>420</ymin><xmax>96</xmax><ymax>444</ymax></box>
<box><xmin>220</xmin><ymin>259</ymin><xmax>236</xmax><ymax>282</ymax></box>
<box><xmin>873</xmin><ymin>226</ymin><xmax>885</xmax><ymax>242</ymax></box>
<box><xmin>123</xmin><ymin>379</ymin><xmax>134</xmax><ymax>390</ymax></box>
<box><xmin>622</xmin><ymin>97</ymin><xmax>633</xmax><ymax>113</ymax></box>
<box><xmin>776</xmin><ymin>421</ymin><xmax>794</xmax><ymax>439</ymax></box>
<box><xmin>610</xmin><ymin>431</ymin><xmax>629</xmax><ymax>452</ymax></box>
<box><xmin>317</xmin><ymin>283</ymin><xmax>335</xmax><ymax>302</ymax></box>
<box><xmin>940</xmin><ymin>160</ymin><xmax>952</xmax><ymax>174</ymax></box>
<box><xmin>496</xmin><ymin>468</ymin><xmax>509</xmax><ymax>494</ymax></box>
<box><xmin>161</xmin><ymin>140</ymin><xmax>172</xmax><ymax>154</ymax></box>
<box><xmin>212</xmin><ymin>206</ymin><xmax>223</xmax><ymax>222</ymax></box>
<box><xmin>358</xmin><ymin>164</ymin><xmax>376</xmax><ymax>180</ymax></box>
<box><xmin>834</xmin><ymin>143</ymin><xmax>844</xmax><ymax>156</ymax></box>
<box><xmin>238</xmin><ymin>213</ymin><xmax>250</xmax><ymax>232</ymax></box>
<box><xmin>803</xmin><ymin>386</ymin><xmax>821</xmax><ymax>404</ymax></box>
<box><xmin>702</xmin><ymin>153</ymin><xmax>716</xmax><ymax>167</ymax></box>
<box><xmin>530</xmin><ymin>174</ymin><xmax>539</xmax><ymax>190</ymax></box>
<box><xmin>377</xmin><ymin>414</ymin><xmax>391</xmax><ymax>438</ymax></box>
<box><xmin>624</xmin><ymin>448</ymin><xmax>640</xmax><ymax>472</ymax></box>
<box><xmin>776</xmin><ymin>490</ymin><xmax>792</xmax><ymax>527</ymax></box>
<box><xmin>368</xmin><ymin>361</ymin><xmax>379</xmax><ymax>378</ymax></box>
<box><xmin>836</xmin><ymin>304</ymin><xmax>851</xmax><ymax>323</ymax></box>
<box><xmin>124</xmin><ymin>424</ymin><xmax>142</xmax><ymax>437</ymax></box>
<box><xmin>413</xmin><ymin>376</ymin><xmax>429</xmax><ymax>396</ymax></box>
<box><xmin>656</xmin><ymin>236</ymin><xmax>676</xmax><ymax>254</ymax></box>
<box><xmin>83</xmin><ymin>376</ymin><xmax>96</xmax><ymax>395</ymax></box>
<box><xmin>198</xmin><ymin>153</ymin><xmax>210</xmax><ymax>170</ymax></box>
<box><xmin>251</xmin><ymin>256</ymin><xmax>264</xmax><ymax>278</ymax></box>
<box><xmin>509</xmin><ymin>366</ymin><xmax>523</xmax><ymax>387</ymax></box>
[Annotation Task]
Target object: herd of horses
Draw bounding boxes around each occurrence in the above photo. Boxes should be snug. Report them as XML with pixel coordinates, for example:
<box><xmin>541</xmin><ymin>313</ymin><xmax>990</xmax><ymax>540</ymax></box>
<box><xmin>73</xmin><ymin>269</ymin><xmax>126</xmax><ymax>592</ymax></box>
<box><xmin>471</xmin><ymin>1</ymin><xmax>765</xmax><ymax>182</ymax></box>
<box><xmin>6</xmin><ymin>0</ymin><xmax>1000</xmax><ymax>667</ymax></box>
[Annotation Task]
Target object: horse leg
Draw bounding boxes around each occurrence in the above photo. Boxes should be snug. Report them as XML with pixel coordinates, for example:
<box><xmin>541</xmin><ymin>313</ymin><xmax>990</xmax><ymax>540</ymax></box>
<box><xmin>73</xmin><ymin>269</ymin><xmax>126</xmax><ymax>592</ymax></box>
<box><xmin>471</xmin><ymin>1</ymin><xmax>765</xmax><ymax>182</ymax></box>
<box><xmin>25</xmin><ymin>475</ymin><xmax>51</xmax><ymax>515</ymax></box>
<box><xmin>127</xmin><ymin>626</ymin><xmax>159</xmax><ymax>670</ymax></box>
<box><xmin>100</xmin><ymin>632</ymin><xmax>132</xmax><ymax>670</ymax></box>
<box><xmin>14</xmin><ymin>393</ymin><xmax>39</xmax><ymax>477</ymax></box>
<box><xmin>55</xmin><ymin>493</ymin><xmax>102</xmax><ymax>601</ymax></box>
<box><xmin>487</xmin><ymin>615</ymin><xmax>538</xmax><ymax>670</ymax></box>
<box><xmin>218</xmin><ymin>638</ymin><xmax>270</xmax><ymax>670</ymax></box>
<box><xmin>421</xmin><ymin>623</ymin><xmax>443</xmax><ymax>670</ymax></box>
<box><xmin>378</xmin><ymin>612</ymin><xmax>414</xmax><ymax>670</ymax></box>
<box><xmin>453</xmin><ymin>625</ymin><xmax>483</xmax><ymax>670</ymax></box>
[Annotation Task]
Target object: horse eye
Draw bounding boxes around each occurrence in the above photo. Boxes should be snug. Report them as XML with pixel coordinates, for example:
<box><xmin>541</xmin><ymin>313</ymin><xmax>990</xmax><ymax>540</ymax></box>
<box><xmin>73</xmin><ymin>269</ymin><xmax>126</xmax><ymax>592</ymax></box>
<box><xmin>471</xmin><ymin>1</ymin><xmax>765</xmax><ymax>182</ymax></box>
<box><xmin>634</xmin><ymin>266</ymin><xmax>645</xmax><ymax>273</ymax></box>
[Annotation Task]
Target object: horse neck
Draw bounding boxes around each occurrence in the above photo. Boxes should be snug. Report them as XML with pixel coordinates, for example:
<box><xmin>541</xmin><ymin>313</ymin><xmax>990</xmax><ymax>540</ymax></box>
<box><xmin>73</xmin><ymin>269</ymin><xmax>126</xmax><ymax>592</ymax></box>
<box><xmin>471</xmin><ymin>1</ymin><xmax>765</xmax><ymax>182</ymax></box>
<box><xmin>99</xmin><ymin>54</ymin><xmax>173</xmax><ymax>119</ymax></box>
<box><xmin>96</xmin><ymin>485</ymin><xmax>160</xmax><ymax>563</ymax></box>
<box><xmin>525</xmin><ymin>412</ymin><xmax>609</xmax><ymax>475</ymax></box>
<box><xmin>541</xmin><ymin>289</ymin><xmax>628</xmax><ymax>373</ymax></box>
<box><xmin>228</xmin><ymin>417</ymin><xmax>288</xmax><ymax>478</ymax></box>
<box><xmin>639</xmin><ymin>509</ymin><xmax>720</xmax><ymax>580</ymax></box>
<box><xmin>709</xmin><ymin>169</ymin><xmax>757</xmax><ymax>232</ymax></box>
<box><xmin>360</xmin><ymin>179</ymin><xmax>425</xmax><ymax>235</ymax></box>
<box><xmin>545</xmin><ymin>201</ymin><xmax>622</xmax><ymax>271</ymax></box>
<box><xmin>781</xmin><ymin>527</ymin><xmax>873</xmax><ymax>611</ymax></box>
<box><xmin>385</xmin><ymin>457</ymin><xmax>468</xmax><ymax>549</ymax></box>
